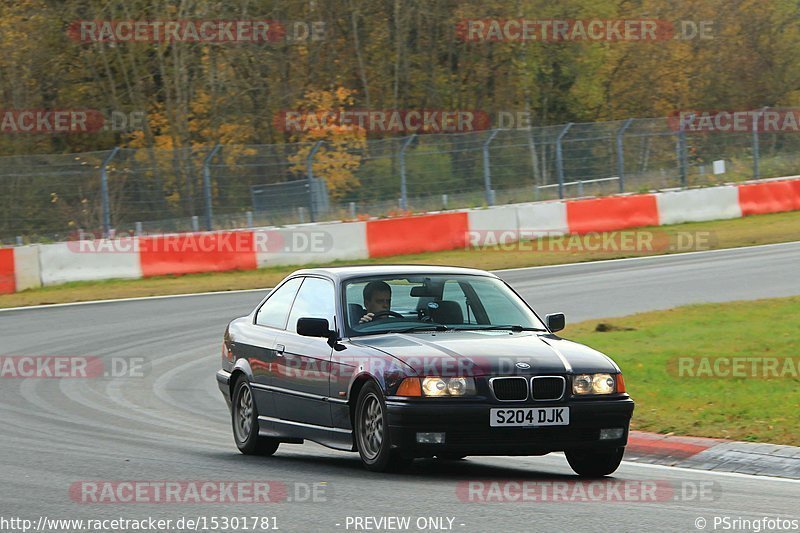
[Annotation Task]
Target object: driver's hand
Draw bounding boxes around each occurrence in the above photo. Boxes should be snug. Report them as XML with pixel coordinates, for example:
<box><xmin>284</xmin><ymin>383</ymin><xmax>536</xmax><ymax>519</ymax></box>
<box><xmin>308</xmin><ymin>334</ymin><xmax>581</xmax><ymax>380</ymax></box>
<box><xmin>359</xmin><ymin>312</ymin><xmax>374</xmax><ymax>324</ymax></box>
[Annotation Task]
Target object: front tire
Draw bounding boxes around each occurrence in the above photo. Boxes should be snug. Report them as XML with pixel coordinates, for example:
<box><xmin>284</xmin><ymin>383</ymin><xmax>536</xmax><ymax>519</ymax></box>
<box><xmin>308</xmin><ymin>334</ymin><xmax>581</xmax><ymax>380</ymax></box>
<box><xmin>355</xmin><ymin>382</ymin><xmax>411</xmax><ymax>472</ymax></box>
<box><xmin>565</xmin><ymin>447</ymin><xmax>624</xmax><ymax>477</ymax></box>
<box><xmin>231</xmin><ymin>376</ymin><xmax>279</xmax><ymax>456</ymax></box>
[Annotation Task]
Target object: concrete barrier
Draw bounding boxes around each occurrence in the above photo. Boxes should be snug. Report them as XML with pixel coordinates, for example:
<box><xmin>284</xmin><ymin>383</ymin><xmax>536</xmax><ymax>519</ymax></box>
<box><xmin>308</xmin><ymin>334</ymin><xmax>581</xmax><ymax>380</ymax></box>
<box><xmin>138</xmin><ymin>231</ymin><xmax>258</xmax><ymax>277</ymax></box>
<box><xmin>738</xmin><ymin>179</ymin><xmax>800</xmax><ymax>215</ymax></box>
<box><xmin>5</xmin><ymin>177</ymin><xmax>800</xmax><ymax>295</ymax></box>
<box><xmin>39</xmin><ymin>240</ymin><xmax>143</xmax><ymax>285</ymax></box>
<box><xmin>466</xmin><ymin>205</ymin><xmax>519</xmax><ymax>234</ymax></box>
<box><xmin>0</xmin><ymin>248</ymin><xmax>15</xmax><ymax>294</ymax></box>
<box><xmin>12</xmin><ymin>245</ymin><xmax>42</xmax><ymax>291</ymax></box>
<box><xmin>656</xmin><ymin>186</ymin><xmax>742</xmax><ymax>225</ymax></box>
<box><xmin>255</xmin><ymin>221</ymin><xmax>368</xmax><ymax>268</ymax></box>
<box><xmin>366</xmin><ymin>212</ymin><xmax>469</xmax><ymax>257</ymax></box>
<box><xmin>566</xmin><ymin>194</ymin><xmax>660</xmax><ymax>234</ymax></box>
<box><xmin>515</xmin><ymin>201</ymin><xmax>569</xmax><ymax>236</ymax></box>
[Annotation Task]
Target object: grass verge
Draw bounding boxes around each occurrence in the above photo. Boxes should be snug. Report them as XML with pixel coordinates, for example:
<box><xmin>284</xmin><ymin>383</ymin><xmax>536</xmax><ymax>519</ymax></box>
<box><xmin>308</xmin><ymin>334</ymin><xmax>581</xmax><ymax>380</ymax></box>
<box><xmin>2</xmin><ymin>210</ymin><xmax>799</xmax><ymax>309</ymax></box>
<box><xmin>562</xmin><ymin>295</ymin><xmax>800</xmax><ymax>446</ymax></box>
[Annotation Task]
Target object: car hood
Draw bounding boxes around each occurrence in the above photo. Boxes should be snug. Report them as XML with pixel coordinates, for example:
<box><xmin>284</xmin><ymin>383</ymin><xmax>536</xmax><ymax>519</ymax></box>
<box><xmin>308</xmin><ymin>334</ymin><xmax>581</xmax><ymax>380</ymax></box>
<box><xmin>350</xmin><ymin>330</ymin><xmax>619</xmax><ymax>376</ymax></box>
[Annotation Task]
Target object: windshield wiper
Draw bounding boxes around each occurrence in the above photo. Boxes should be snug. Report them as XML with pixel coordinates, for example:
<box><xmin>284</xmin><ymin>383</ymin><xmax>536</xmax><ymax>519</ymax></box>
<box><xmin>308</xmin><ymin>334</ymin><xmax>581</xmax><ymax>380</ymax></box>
<box><xmin>395</xmin><ymin>324</ymin><xmax>449</xmax><ymax>333</ymax></box>
<box><xmin>455</xmin><ymin>325</ymin><xmax>548</xmax><ymax>332</ymax></box>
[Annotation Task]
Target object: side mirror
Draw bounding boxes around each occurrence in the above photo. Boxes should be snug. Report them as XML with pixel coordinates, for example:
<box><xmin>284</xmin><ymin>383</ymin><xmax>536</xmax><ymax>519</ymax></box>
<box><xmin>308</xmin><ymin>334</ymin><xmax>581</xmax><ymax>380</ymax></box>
<box><xmin>297</xmin><ymin>317</ymin><xmax>333</xmax><ymax>338</ymax></box>
<box><xmin>545</xmin><ymin>313</ymin><xmax>565</xmax><ymax>333</ymax></box>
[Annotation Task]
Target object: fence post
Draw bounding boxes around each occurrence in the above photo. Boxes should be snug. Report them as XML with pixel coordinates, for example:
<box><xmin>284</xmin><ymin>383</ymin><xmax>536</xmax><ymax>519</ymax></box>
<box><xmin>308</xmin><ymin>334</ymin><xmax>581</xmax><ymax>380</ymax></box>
<box><xmin>306</xmin><ymin>141</ymin><xmax>324</xmax><ymax>222</ymax></box>
<box><xmin>482</xmin><ymin>129</ymin><xmax>500</xmax><ymax>206</ymax></box>
<box><xmin>399</xmin><ymin>134</ymin><xmax>416</xmax><ymax>210</ymax></box>
<box><xmin>616</xmin><ymin>119</ymin><xmax>634</xmax><ymax>193</ymax></box>
<box><xmin>677</xmin><ymin>128</ymin><xmax>688</xmax><ymax>188</ymax></box>
<box><xmin>100</xmin><ymin>147</ymin><xmax>120</xmax><ymax>238</ymax></box>
<box><xmin>752</xmin><ymin>107</ymin><xmax>767</xmax><ymax>179</ymax></box>
<box><xmin>555</xmin><ymin>123</ymin><xmax>573</xmax><ymax>199</ymax></box>
<box><xmin>202</xmin><ymin>144</ymin><xmax>222</xmax><ymax>231</ymax></box>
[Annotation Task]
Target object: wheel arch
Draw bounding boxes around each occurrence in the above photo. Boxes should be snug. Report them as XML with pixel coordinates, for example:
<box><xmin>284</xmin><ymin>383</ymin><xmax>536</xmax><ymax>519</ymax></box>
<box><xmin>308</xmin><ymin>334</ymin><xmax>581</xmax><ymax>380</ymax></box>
<box><xmin>229</xmin><ymin>358</ymin><xmax>254</xmax><ymax>399</ymax></box>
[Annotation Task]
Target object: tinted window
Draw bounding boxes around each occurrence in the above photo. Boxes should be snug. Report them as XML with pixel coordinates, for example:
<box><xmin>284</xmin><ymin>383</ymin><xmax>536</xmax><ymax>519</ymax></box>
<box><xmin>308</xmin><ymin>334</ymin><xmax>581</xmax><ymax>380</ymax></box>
<box><xmin>343</xmin><ymin>275</ymin><xmax>545</xmax><ymax>335</ymax></box>
<box><xmin>287</xmin><ymin>277</ymin><xmax>336</xmax><ymax>333</ymax></box>
<box><xmin>255</xmin><ymin>277</ymin><xmax>303</xmax><ymax>329</ymax></box>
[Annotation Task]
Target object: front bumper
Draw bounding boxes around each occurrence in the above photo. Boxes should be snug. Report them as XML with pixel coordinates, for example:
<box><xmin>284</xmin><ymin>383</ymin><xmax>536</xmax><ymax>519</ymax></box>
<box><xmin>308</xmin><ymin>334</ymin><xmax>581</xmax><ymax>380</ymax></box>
<box><xmin>386</xmin><ymin>397</ymin><xmax>634</xmax><ymax>456</ymax></box>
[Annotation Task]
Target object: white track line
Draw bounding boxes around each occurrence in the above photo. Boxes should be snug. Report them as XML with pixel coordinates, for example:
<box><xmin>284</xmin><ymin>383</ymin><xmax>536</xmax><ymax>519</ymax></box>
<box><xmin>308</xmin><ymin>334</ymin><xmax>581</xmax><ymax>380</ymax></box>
<box><xmin>493</xmin><ymin>240</ymin><xmax>800</xmax><ymax>273</ymax></box>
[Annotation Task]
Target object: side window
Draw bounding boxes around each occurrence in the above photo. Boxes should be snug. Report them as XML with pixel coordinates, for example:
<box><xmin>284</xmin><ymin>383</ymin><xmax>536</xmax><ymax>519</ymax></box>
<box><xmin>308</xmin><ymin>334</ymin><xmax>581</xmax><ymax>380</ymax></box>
<box><xmin>255</xmin><ymin>277</ymin><xmax>303</xmax><ymax>329</ymax></box>
<box><xmin>287</xmin><ymin>277</ymin><xmax>336</xmax><ymax>333</ymax></box>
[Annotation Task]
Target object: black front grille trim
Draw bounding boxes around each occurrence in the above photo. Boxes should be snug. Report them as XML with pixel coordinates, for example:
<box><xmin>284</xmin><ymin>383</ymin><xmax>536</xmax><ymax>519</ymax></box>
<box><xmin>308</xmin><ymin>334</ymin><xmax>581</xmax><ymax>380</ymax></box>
<box><xmin>490</xmin><ymin>377</ymin><xmax>528</xmax><ymax>401</ymax></box>
<box><xmin>531</xmin><ymin>376</ymin><xmax>566</xmax><ymax>401</ymax></box>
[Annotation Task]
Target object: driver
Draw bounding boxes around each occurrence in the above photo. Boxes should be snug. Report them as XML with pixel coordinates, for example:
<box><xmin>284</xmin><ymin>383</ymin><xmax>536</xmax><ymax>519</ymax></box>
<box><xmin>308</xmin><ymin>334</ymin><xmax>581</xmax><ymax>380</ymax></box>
<box><xmin>358</xmin><ymin>280</ymin><xmax>392</xmax><ymax>324</ymax></box>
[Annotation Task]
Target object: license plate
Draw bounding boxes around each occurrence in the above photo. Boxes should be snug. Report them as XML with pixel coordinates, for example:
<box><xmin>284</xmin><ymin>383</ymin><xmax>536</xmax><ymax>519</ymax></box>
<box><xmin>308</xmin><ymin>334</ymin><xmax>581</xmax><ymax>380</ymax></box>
<box><xmin>490</xmin><ymin>407</ymin><xmax>569</xmax><ymax>427</ymax></box>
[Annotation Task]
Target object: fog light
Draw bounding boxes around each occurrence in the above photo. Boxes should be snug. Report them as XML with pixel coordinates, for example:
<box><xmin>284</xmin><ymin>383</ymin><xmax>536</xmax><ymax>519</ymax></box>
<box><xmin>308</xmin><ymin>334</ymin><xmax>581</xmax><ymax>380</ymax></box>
<box><xmin>599</xmin><ymin>428</ymin><xmax>624</xmax><ymax>440</ymax></box>
<box><xmin>416</xmin><ymin>432</ymin><xmax>445</xmax><ymax>444</ymax></box>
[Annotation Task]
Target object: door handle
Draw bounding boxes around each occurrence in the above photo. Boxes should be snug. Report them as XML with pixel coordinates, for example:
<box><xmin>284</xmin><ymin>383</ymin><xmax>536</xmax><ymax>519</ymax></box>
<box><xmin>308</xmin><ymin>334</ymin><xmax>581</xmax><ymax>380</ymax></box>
<box><xmin>275</xmin><ymin>344</ymin><xmax>285</xmax><ymax>356</ymax></box>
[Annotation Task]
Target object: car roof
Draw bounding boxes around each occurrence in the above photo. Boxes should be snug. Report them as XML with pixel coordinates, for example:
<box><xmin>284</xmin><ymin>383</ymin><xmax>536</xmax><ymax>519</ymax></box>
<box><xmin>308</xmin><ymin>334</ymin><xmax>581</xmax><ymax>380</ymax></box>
<box><xmin>287</xmin><ymin>264</ymin><xmax>499</xmax><ymax>283</ymax></box>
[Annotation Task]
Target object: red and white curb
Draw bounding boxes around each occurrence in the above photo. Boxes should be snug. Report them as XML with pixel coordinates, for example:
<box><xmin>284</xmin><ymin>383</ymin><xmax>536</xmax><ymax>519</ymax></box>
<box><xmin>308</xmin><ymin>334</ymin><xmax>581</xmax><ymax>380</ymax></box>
<box><xmin>626</xmin><ymin>431</ymin><xmax>800</xmax><ymax>479</ymax></box>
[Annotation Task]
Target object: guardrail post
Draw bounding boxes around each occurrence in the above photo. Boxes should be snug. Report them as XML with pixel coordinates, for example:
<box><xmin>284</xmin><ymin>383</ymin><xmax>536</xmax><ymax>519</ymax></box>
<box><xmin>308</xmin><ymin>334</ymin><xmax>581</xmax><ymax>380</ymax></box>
<box><xmin>306</xmin><ymin>140</ymin><xmax>324</xmax><ymax>222</ymax></box>
<box><xmin>752</xmin><ymin>107</ymin><xmax>767</xmax><ymax>179</ymax></box>
<box><xmin>677</xmin><ymin>127</ymin><xmax>689</xmax><ymax>188</ymax></box>
<box><xmin>100</xmin><ymin>147</ymin><xmax>120</xmax><ymax>238</ymax></box>
<box><xmin>616</xmin><ymin>119</ymin><xmax>634</xmax><ymax>193</ymax></box>
<box><xmin>555</xmin><ymin>123</ymin><xmax>573</xmax><ymax>199</ymax></box>
<box><xmin>399</xmin><ymin>134</ymin><xmax>416</xmax><ymax>210</ymax></box>
<box><xmin>202</xmin><ymin>144</ymin><xmax>222</xmax><ymax>231</ymax></box>
<box><xmin>482</xmin><ymin>129</ymin><xmax>500</xmax><ymax>206</ymax></box>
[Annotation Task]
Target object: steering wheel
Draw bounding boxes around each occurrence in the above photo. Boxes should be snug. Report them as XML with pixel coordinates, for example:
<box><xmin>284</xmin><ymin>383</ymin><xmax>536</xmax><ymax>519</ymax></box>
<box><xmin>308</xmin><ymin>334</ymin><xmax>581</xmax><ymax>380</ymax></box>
<box><xmin>372</xmin><ymin>310</ymin><xmax>405</xmax><ymax>320</ymax></box>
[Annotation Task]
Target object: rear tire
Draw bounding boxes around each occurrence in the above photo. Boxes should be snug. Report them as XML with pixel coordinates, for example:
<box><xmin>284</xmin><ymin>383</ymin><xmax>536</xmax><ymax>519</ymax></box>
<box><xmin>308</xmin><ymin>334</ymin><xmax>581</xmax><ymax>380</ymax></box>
<box><xmin>355</xmin><ymin>381</ymin><xmax>412</xmax><ymax>472</ymax></box>
<box><xmin>565</xmin><ymin>447</ymin><xmax>624</xmax><ymax>477</ymax></box>
<box><xmin>231</xmin><ymin>376</ymin><xmax>280</xmax><ymax>456</ymax></box>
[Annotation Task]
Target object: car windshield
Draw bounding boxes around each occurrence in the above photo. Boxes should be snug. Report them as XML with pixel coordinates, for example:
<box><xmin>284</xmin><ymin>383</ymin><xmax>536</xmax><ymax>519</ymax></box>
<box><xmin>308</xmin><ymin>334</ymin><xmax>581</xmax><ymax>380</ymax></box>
<box><xmin>343</xmin><ymin>274</ymin><xmax>546</xmax><ymax>336</ymax></box>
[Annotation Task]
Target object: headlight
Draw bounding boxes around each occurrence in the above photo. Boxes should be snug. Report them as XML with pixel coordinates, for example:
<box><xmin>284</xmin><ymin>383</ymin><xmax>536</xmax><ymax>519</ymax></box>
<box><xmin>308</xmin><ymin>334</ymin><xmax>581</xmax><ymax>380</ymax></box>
<box><xmin>573</xmin><ymin>374</ymin><xmax>593</xmax><ymax>394</ymax></box>
<box><xmin>422</xmin><ymin>377</ymin><xmax>449</xmax><ymax>396</ymax></box>
<box><xmin>572</xmin><ymin>373</ymin><xmax>618</xmax><ymax>395</ymax></box>
<box><xmin>419</xmin><ymin>377</ymin><xmax>476</xmax><ymax>397</ymax></box>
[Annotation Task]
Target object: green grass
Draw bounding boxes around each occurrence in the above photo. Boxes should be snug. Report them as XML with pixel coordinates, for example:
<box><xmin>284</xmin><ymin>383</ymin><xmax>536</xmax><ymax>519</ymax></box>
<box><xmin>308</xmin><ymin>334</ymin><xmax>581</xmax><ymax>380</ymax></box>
<box><xmin>562</xmin><ymin>296</ymin><xmax>800</xmax><ymax>445</ymax></box>
<box><xmin>2</xmin><ymin>209</ymin><xmax>799</xmax><ymax>309</ymax></box>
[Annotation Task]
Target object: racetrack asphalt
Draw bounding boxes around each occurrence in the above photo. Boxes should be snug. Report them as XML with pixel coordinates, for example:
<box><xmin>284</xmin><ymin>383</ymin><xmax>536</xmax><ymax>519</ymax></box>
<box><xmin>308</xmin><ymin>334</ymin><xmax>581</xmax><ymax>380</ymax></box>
<box><xmin>1</xmin><ymin>242</ymin><xmax>798</xmax><ymax>532</ymax></box>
